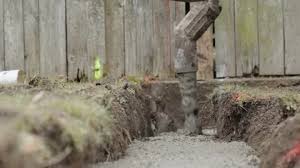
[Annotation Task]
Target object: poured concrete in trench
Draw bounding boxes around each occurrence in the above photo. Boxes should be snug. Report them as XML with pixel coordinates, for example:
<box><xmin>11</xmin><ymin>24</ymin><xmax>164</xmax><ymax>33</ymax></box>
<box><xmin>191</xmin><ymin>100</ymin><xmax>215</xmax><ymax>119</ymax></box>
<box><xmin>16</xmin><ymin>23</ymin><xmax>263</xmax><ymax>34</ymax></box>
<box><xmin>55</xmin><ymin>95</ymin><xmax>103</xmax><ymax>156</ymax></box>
<box><xmin>94</xmin><ymin>131</ymin><xmax>260</xmax><ymax>168</ymax></box>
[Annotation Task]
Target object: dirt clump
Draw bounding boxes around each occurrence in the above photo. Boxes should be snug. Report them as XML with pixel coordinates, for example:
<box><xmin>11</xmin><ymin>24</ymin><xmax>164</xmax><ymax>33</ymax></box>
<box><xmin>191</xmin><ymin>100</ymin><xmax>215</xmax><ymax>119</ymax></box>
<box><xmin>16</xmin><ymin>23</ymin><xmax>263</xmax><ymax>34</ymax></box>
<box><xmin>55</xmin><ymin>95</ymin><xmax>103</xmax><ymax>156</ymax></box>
<box><xmin>212</xmin><ymin>85</ymin><xmax>299</xmax><ymax>153</ymax></box>
<box><xmin>260</xmin><ymin>114</ymin><xmax>300</xmax><ymax>168</ymax></box>
<box><xmin>0</xmin><ymin>82</ymin><xmax>155</xmax><ymax>168</ymax></box>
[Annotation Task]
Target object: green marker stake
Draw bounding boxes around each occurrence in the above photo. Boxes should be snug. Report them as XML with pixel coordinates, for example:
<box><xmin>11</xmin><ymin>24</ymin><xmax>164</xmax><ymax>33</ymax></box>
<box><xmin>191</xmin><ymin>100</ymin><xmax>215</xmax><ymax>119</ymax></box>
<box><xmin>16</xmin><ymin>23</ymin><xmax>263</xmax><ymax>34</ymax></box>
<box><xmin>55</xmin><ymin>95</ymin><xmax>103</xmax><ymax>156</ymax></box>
<box><xmin>94</xmin><ymin>57</ymin><xmax>103</xmax><ymax>80</ymax></box>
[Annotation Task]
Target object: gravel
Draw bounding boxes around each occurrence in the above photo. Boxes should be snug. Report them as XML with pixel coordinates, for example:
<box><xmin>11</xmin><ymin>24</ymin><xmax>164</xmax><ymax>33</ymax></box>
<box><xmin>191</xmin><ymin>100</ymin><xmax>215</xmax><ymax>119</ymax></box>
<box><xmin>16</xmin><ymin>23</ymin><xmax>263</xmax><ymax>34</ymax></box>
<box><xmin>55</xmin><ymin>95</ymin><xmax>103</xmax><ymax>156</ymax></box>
<box><xmin>93</xmin><ymin>131</ymin><xmax>260</xmax><ymax>168</ymax></box>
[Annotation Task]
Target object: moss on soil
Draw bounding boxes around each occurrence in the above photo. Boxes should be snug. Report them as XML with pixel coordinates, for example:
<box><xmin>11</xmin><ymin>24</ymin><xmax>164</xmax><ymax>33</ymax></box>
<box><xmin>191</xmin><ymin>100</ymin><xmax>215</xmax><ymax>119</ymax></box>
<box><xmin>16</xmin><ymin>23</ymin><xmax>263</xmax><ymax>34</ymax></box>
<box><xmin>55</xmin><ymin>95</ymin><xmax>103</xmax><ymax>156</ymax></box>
<box><xmin>0</xmin><ymin>79</ymin><xmax>154</xmax><ymax>168</ymax></box>
<box><xmin>213</xmin><ymin>84</ymin><xmax>300</xmax><ymax>112</ymax></box>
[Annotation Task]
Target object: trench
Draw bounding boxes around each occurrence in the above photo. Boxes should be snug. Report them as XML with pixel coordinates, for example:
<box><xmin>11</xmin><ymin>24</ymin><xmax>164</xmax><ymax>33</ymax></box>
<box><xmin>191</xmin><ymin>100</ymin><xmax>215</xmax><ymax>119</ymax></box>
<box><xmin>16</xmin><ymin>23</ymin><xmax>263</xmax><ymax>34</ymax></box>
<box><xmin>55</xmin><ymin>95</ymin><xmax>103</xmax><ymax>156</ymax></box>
<box><xmin>94</xmin><ymin>77</ymin><xmax>300</xmax><ymax>168</ymax></box>
<box><xmin>91</xmin><ymin>80</ymin><xmax>264</xmax><ymax>168</ymax></box>
<box><xmin>1</xmin><ymin>77</ymin><xmax>300</xmax><ymax>168</ymax></box>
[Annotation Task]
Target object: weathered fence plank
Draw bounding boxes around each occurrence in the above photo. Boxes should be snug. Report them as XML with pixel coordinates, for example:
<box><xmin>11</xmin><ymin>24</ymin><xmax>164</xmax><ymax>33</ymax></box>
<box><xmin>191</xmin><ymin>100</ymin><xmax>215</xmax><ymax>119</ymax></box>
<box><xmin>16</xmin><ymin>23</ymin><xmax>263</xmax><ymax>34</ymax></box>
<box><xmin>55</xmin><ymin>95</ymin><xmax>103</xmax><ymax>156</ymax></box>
<box><xmin>153</xmin><ymin>0</ymin><xmax>172</xmax><ymax>79</ymax></box>
<box><xmin>105</xmin><ymin>0</ymin><xmax>125</xmax><ymax>78</ymax></box>
<box><xmin>1</xmin><ymin>0</ymin><xmax>298</xmax><ymax>79</ymax></box>
<box><xmin>235</xmin><ymin>0</ymin><xmax>259</xmax><ymax>76</ymax></box>
<box><xmin>86</xmin><ymin>0</ymin><xmax>106</xmax><ymax>80</ymax></box>
<box><xmin>170</xmin><ymin>1</ymin><xmax>185</xmax><ymax>78</ymax></box>
<box><xmin>284</xmin><ymin>0</ymin><xmax>300</xmax><ymax>75</ymax></box>
<box><xmin>24</xmin><ymin>0</ymin><xmax>40</xmax><ymax>77</ymax></box>
<box><xmin>197</xmin><ymin>27</ymin><xmax>214</xmax><ymax>80</ymax></box>
<box><xmin>4</xmin><ymin>0</ymin><xmax>24</xmax><ymax>70</ymax></box>
<box><xmin>215</xmin><ymin>0</ymin><xmax>236</xmax><ymax>78</ymax></box>
<box><xmin>0</xmin><ymin>0</ymin><xmax>4</xmax><ymax>70</ymax></box>
<box><xmin>67</xmin><ymin>0</ymin><xmax>105</xmax><ymax>80</ymax></box>
<box><xmin>124</xmin><ymin>0</ymin><xmax>138</xmax><ymax>76</ymax></box>
<box><xmin>67</xmin><ymin>0</ymin><xmax>88</xmax><ymax>80</ymax></box>
<box><xmin>189</xmin><ymin>2</ymin><xmax>214</xmax><ymax>80</ymax></box>
<box><xmin>258</xmin><ymin>0</ymin><xmax>284</xmax><ymax>75</ymax></box>
<box><xmin>39</xmin><ymin>0</ymin><xmax>66</xmax><ymax>77</ymax></box>
<box><xmin>136</xmin><ymin>0</ymin><xmax>153</xmax><ymax>75</ymax></box>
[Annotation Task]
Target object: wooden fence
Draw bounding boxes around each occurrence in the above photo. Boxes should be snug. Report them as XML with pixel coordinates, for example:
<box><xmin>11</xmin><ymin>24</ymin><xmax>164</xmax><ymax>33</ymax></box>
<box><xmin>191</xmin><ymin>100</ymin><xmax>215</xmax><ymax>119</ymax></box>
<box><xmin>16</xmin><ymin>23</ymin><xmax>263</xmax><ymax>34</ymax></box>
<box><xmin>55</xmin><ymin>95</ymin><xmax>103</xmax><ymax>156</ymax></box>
<box><xmin>215</xmin><ymin>0</ymin><xmax>300</xmax><ymax>78</ymax></box>
<box><xmin>2</xmin><ymin>0</ymin><xmax>300</xmax><ymax>80</ymax></box>
<box><xmin>0</xmin><ymin>0</ymin><xmax>186</xmax><ymax>80</ymax></box>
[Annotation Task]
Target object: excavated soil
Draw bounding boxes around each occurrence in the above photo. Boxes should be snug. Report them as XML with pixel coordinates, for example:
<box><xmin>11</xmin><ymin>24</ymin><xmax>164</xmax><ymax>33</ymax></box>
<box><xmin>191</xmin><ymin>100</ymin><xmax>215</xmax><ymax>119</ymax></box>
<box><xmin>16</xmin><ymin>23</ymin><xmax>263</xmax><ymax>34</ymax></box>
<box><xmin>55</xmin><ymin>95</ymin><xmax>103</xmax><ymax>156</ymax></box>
<box><xmin>0</xmin><ymin>79</ymin><xmax>158</xmax><ymax>168</ymax></box>
<box><xmin>144</xmin><ymin>78</ymin><xmax>300</xmax><ymax>132</ymax></box>
<box><xmin>211</xmin><ymin>85</ymin><xmax>300</xmax><ymax>168</ymax></box>
<box><xmin>1</xmin><ymin>78</ymin><xmax>300</xmax><ymax>168</ymax></box>
<box><xmin>260</xmin><ymin>114</ymin><xmax>300</xmax><ymax>168</ymax></box>
<box><xmin>213</xmin><ymin>93</ymin><xmax>294</xmax><ymax>152</ymax></box>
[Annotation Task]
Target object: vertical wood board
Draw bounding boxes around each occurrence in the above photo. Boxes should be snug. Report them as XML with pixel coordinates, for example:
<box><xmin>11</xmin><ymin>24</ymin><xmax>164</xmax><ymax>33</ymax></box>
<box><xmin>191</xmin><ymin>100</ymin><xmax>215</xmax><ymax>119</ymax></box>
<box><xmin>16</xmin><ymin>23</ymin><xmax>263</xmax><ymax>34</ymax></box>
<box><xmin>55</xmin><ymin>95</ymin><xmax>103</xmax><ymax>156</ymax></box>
<box><xmin>191</xmin><ymin>2</ymin><xmax>214</xmax><ymax>80</ymax></box>
<box><xmin>105</xmin><ymin>0</ymin><xmax>125</xmax><ymax>78</ymax></box>
<box><xmin>86</xmin><ymin>0</ymin><xmax>106</xmax><ymax>80</ymax></box>
<box><xmin>258</xmin><ymin>0</ymin><xmax>284</xmax><ymax>75</ymax></box>
<box><xmin>124</xmin><ymin>0</ymin><xmax>138</xmax><ymax>76</ymax></box>
<box><xmin>39</xmin><ymin>0</ymin><xmax>66</xmax><ymax>77</ymax></box>
<box><xmin>67</xmin><ymin>0</ymin><xmax>89</xmax><ymax>80</ymax></box>
<box><xmin>136</xmin><ymin>0</ymin><xmax>153</xmax><ymax>75</ymax></box>
<box><xmin>284</xmin><ymin>0</ymin><xmax>300</xmax><ymax>75</ymax></box>
<box><xmin>4</xmin><ymin>0</ymin><xmax>24</xmax><ymax>70</ymax></box>
<box><xmin>197</xmin><ymin>27</ymin><xmax>214</xmax><ymax>80</ymax></box>
<box><xmin>215</xmin><ymin>0</ymin><xmax>236</xmax><ymax>78</ymax></box>
<box><xmin>170</xmin><ymin>1</ymin><xmax>185</xmax><ymax>78</ymax></box>
<box><xmin>235</xmin><ymin>0</ymin><xmax>259</xmax><ymax>76</ymax></box>
<box><xmin>153</xmin><ymin>0</ymin><xmax>172</xmax><ymax>79</ymax></box>
<box><xmin>0</xmin><ymin>0</ymin><xmax>4</xmax><ymax>70</ymax></box>
<box><xmin>67</xmin><ymin>0</ymin><xmax>105</xmax><ymax>80</ymax></box>
<box><xmin>24</xmin><ymin>0</ymin><xmax>40</xmax><ymax>77</ymax></box>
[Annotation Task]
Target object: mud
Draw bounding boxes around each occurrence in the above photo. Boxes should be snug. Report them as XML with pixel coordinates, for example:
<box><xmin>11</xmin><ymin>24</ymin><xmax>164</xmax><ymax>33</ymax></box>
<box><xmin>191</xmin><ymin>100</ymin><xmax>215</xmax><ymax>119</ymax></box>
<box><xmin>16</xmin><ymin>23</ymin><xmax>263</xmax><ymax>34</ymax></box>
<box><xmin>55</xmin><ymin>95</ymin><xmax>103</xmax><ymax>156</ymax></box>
<box><xmin>94</xmin><ymin>132</ymin><xmax>260</xmax><ymax>168</ymax></box>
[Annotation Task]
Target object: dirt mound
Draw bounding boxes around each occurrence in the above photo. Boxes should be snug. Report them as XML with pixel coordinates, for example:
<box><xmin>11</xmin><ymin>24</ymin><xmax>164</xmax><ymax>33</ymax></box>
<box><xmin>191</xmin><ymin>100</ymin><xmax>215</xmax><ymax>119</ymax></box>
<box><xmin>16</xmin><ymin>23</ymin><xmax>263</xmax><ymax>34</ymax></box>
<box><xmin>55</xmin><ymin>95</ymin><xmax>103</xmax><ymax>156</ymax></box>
<box><xmin>260</xmin><ymin>114</ymin><xmax>300</xmax><ymax>168</ymax></box>
<box><xmin>213</xmin><ymin>85</ymin><xmax>299</xmax><ymax>154</ymax></box>
<box><xmin>0</xmin><ymin>83</ymin><xmax>154</xmax><ymax>168</ymax></box>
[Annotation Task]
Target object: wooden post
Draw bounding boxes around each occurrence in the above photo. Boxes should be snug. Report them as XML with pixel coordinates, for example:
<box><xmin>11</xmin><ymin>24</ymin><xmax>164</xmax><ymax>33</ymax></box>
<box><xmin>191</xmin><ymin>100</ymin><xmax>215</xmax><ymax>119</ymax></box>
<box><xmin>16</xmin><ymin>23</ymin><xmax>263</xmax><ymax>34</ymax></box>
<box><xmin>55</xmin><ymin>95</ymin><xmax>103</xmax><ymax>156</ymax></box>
<box><xmin>197</xmin><ymin>27</ymin><xmax>214</xmax><ymax>80</ymax></box>
<box><xmin>172</xmin><ymin>0</ymin><xmax>221</xmax><ymax>134</ymax></box>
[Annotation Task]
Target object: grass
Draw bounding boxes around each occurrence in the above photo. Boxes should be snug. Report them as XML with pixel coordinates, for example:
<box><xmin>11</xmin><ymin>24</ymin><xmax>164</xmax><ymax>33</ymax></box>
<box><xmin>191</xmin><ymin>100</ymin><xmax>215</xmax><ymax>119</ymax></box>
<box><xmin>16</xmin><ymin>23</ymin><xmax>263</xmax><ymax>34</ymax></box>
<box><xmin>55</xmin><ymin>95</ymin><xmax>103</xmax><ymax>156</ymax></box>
<box><xmin>0</xmin><ymin>94</ymin><xmax>114</xmax><ymax>166</ymax></box>
<box><xmin>213</xmin><ymin>84</ymin><xmax>300</xmax><ymax>111</ymax></box>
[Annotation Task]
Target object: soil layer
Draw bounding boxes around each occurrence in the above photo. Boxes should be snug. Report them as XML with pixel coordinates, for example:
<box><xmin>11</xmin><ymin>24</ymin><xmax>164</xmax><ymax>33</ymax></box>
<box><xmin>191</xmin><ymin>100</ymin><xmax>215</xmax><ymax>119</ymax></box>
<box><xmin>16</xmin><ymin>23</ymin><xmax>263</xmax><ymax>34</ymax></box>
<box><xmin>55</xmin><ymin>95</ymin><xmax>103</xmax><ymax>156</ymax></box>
<box><xmin>0</xmin><ymin>80</ymin><xmax>155</xmax><ymax>168</ymax></box>
<box><xmin>211</xmin><ymin>85</ymin><xmax>300</xmax><ymax>168</ymax></box>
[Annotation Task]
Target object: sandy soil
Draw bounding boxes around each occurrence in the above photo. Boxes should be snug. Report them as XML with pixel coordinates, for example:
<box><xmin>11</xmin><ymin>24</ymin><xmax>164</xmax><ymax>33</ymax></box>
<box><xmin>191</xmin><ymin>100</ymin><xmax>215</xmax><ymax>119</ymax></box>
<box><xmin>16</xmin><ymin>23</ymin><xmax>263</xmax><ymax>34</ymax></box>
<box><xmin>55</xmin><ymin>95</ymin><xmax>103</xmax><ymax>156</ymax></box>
<box><xmin>93</xmin><ymin>131</ymin><xmax>260</xmax><ymax>168</ymax></box>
